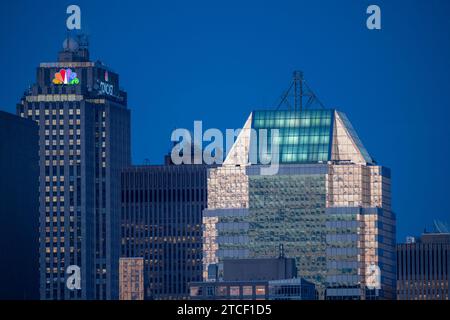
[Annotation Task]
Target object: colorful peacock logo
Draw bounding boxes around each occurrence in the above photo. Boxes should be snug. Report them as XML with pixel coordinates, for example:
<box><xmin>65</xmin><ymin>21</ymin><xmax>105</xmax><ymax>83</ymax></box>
<box><xmin>52</xmin><ymin>68</ymin><xmax>80</xmax><ymax>85</ymax></box>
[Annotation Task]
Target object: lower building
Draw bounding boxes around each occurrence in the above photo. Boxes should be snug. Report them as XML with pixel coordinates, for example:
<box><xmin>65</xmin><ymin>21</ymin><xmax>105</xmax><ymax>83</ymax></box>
<box><xmin>397</xmin><ymin>232</ymin><xmax>450</xmax><ymax>300</ymax></box>
<box><xmin>119</xmin><ymin>257</ymin><xmax>144</xmax><ymax>300</ymax></box>
<box><xmin>121</xmin><ymin>164</ymin><xmax>208</xmax><ymax>299</ymax></box>
<box><xmin>189</xmin><ymin>256</ymin><xmax>315</xmax><ymax>300</ymax></box>
<box><xmin>0</xmin><ymin>111</ymin><xmax>39</xmax><ymax>299</ymax></box>
<box><xmin>190</xmin><ymin>280</ymin><xmax>269</xmax><ymax>300</ymax></box>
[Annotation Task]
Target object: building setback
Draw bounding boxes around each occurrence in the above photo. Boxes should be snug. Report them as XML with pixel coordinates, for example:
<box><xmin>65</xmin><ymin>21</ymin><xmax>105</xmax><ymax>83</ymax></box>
<box><xmin>397</xmin><ymin>233</ymin><xmax>450</xmax><ymax>300</ymax></box>
<box><xmin>17</xmin><ymin>36</ymin><xmax>131</xmax><ymax>299</ymax></box>
<box><xmin>121</xmin><ymin>164</ymin><xmax>208</xmax><ymax>299</ymax></box>
<box><xmin>203</xmin><ymin>108</ymin><xmax>396</xmax><ymax>300</ymax></box>
<box><xmin>0</xmin><ymin>111</ymin><xmax>39</xmax><ymax>299</ymax></box>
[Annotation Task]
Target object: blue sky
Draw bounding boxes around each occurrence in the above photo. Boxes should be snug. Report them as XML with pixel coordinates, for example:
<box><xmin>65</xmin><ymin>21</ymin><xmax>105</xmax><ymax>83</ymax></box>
<box><xmin>1</xmin><ymin>0</ymin><xmax>449</xmax><ymax>240</ymax></box>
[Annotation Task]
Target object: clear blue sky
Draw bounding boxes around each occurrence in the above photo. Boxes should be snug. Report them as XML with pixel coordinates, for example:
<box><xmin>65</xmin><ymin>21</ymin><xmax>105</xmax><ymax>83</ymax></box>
<box><xmin>1</xmin><ymin>0</ymin><xmax>449</xmax><ymax>241</ymax></box>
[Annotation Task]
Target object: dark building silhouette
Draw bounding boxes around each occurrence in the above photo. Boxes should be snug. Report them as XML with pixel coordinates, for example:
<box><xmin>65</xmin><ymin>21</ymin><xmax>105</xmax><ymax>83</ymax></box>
<box><xmin>0</xmin><ymin>111</ymin><xmax>39</xmax><ymax>299</ymax></box>
<box><xmin>223</xmin><ymin>257</ymin><xmax>297</xmax><ymax>282</ymax></box>
<box><xmin>397</xmin><ymin>232</ymin><xmax>450</xmax><ymax>300</ymax></box>
<box><xmin>17</xmin><ymin>35</ymin><xmax>131</xmax><ymax>300</ymax></box>
<box><xmin>121</xmin><ymin>164</ymin><xmax>208</xmax><ymax>299</ymax></box>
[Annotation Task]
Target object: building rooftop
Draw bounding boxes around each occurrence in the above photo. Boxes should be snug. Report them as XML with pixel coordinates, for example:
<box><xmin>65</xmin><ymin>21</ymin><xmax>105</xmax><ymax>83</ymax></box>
<box><xmin>420</xmin><ymin>232</ymin><xmax>450</xmax><ymax>244</ymax></box>
<box><xmin>224</xmin><ymin>108</ymin><xmax>375</xmax><ymax>166</ymax></box>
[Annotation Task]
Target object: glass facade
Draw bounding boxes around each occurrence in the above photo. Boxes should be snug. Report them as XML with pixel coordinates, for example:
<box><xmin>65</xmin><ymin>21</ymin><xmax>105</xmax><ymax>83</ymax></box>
<box><xmin>251</xmin><ymin>109</ymin><xmax>333</xmax><ymax>164</ymax></box>
<box><xmin>247</xmin><ymin>169</ymin><xmax>328</xmax><ymax>293</ymax></box>
<box><xmin>203</xmin><ymin>165</ymin><xmax>249</xmax><ymax>279</ymax></box>
<box><xmin>325</xmin><ymin>207</ymin><xmax>396</xmax><ymax>300</ymax></box>
<box><xmin>203</xmin><ymin>208</ymin><xmax>250</xmax><ymax>280</ymax></box>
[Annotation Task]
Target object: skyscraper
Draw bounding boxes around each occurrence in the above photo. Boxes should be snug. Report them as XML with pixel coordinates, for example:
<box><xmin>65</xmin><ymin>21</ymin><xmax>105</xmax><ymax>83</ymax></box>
<box><xmin>203</xmin><ymin>75</ymin><xmax>396</xmax><ymax>300</ymax></box>
<box><xmin>397</xmin><ymin>232</ymin><xmax>450</xmax><ymax>300</ymax></box>
<box><xmin>0</xmin><ymin>111</ymin><xmax>39</xmax><ymax>300</ymax></box>
<box><xmin>121</xmin><ymin>164</ymin><xmax>208</xmax><ymax>299</ymax></box>
<box><xmin>17</xmin><ymin>35</ymin><xmax>131</xmax><ymax>300</ymax></box>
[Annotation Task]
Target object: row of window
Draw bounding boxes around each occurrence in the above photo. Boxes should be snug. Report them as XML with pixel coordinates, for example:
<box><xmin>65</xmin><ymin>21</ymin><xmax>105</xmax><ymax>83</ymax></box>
<box><xmin>190</xmin><ymin>285</ymin><xmax>266</xmax><ymax>297</ymax></box>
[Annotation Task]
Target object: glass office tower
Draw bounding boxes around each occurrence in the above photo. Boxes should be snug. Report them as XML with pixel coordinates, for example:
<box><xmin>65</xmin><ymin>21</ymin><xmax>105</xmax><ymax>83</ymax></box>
<box><xmin>203</xmin><ymin>109</ymin><xmax>396</xmax><ymax>300</ymax></box>
<box><xmin>17</xmin><ymin>36</ymin><xmax>131</xmax><ymax>300</ymax></box>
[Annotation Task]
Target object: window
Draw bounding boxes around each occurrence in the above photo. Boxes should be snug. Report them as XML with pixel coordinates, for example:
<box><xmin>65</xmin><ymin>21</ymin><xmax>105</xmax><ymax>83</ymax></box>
<box><xmin>190</xmin><ymin>286</ymin><xmax>201</xmax><ymax>297</ymax></box>
<box><xmin>242</xmin><ymin>286</ymin><xmax>253</xmax><ymax>296</ymax></box>
<box><xmin>206</xmin><ymin>286</ymin><xmax>214</xmax><ymax>297</ymax></box>
<box><xmin>216</xmin><ymin>286</ymin><xmax>227</xmax><ymax>296</ymax></box>
<box><xmin>229</xmin><ymin>286</ymin><xmax>240</xmax><ymax>297</ymax></box>
<box><xmin>255</xmin><ymin>286</ymin><xmax>266</xmax><ymax>296</ymax></box>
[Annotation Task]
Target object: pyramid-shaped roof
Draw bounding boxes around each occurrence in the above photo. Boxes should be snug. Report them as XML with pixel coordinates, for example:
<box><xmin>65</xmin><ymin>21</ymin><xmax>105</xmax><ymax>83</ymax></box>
<box><xmin>223</xmin><ymin>109</ymin><xmax>374</xmax><ymax>166</ymax></box>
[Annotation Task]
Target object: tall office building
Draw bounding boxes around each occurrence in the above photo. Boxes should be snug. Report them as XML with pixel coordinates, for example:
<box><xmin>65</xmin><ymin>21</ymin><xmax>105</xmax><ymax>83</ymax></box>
<box><xmin>397</xmin><ymin>232</ymin><xmax>450</xmax><ymax>300</ymax></box>
<box><xmin>121</xmin><ymin>164</ymin><xmax>208</xmax><ymax>299</ymax></box>
<box><xmin>0</xmin><ymin>111</ymin><xmax>39</xmax><ymax>299</ymax></box>
<box><xmin>17</xmin><ymin>35</ymin><xmax>131</xmax><ymax>299</ymax></box>
<box><xmin>203</xmin><ymin>74</ymin><xmax>396</xmax><ymax>300</ymax></box>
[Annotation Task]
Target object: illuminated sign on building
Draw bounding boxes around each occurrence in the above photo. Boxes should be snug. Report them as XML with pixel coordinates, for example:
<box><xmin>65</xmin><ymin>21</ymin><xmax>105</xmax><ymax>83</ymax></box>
<box><xmin>52</xmin><ymin>68</ymin><xmax>80</xmax><ymax>85</ymax></box>
<box><xmin>98</xmin><ymin>70</ymin><xmax>114</xmax><ymax>96</ymax></box>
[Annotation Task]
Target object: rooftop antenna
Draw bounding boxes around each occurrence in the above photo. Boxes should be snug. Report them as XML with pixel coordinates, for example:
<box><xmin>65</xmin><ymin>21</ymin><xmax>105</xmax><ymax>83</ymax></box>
<box><xmin>294</xmin><ymin>71</ymin><xmax>302</xmax><ymax>111</ymax></box>
<box><xmin>65</xmin><ymin>28</ymin><xmax>71</xmax><ymax>51</ymax></box>
<box><xmin>276</xmin><ymin>71</ymin><xmax>325</xmax><ymax>111</ymax></box>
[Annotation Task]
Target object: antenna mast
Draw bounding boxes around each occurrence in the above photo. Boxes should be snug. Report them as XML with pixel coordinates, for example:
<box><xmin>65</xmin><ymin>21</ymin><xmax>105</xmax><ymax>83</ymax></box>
<box><xmin>277</xmin><ymin>70</ymin><xmax>325</xmax><ymax>111</ymax></box>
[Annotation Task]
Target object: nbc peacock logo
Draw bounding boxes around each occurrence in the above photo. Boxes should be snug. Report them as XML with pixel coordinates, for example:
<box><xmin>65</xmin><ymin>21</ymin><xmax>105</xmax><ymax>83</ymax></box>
<box><xmin>52</xmin><ymin>68</ymin><xmax>80</xmax><ymax>85</ymax></box>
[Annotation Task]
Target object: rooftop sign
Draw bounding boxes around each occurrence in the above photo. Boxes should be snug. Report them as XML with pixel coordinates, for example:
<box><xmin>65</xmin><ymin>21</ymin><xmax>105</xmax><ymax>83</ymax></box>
<box><xmin>52</xmin><ymin>68</ymin><xmax>80</xmax><ymax>85</ymax></box>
